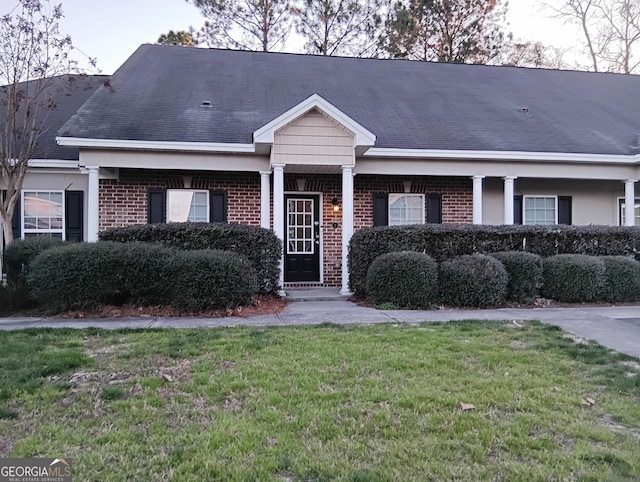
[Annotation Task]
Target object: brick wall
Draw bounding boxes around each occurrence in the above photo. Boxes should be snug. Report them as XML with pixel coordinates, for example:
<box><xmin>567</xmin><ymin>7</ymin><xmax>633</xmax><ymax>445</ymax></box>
<box><xmin>99</xmin><ymin>169</ymin><xmax>262</xmax><ymax>230</ymax></box>
<box><xmin>99</xmin><ymin>170</ymin><xmax>472</xmax><ymax>287</ymax></box>
<box><xmin>354</xmin><ymin>174</ymin><xmax>473</xmax><ymax>229</ymax></box>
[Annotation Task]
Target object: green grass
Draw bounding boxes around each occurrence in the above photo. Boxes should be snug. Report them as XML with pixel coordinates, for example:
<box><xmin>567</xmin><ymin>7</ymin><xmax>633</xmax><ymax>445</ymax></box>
<box><xmin>1</xmin><ymin>321</ymin><xmax>639</xmax><ymax>481</ymax></box>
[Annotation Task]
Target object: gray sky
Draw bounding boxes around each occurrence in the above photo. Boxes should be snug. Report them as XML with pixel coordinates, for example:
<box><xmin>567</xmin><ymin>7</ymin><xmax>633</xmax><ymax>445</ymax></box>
<box><xmin>2</xmin><ymin>0</ymin><xmax>581</xmax><ymax>75</ymax></box>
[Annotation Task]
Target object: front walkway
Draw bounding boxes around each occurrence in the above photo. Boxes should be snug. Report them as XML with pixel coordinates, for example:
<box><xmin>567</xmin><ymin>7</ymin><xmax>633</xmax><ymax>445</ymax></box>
<box><xmin>1</xmin><ymin>302</ymin><xmax>639</xmax><ymax>358</ymax></box>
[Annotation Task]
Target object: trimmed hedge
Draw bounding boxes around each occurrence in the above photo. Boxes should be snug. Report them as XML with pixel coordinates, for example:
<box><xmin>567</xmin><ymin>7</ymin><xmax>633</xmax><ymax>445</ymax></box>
<box><xmin>439</xmin><ymin>254</ymin><xmax>508</xmax><ymax>307</ymax></box>
<box><xmin>491</xmin><ymin>251</ymin><xmax>543</xmax><ymax>303</ymax></box>
<box><xmin>168</xmin><ymin>250</ymin><xmax>257</xmax><ymax>311</ymax></box>
<box><xmin>27</xmin><ymin>242</ymin><xmax>175</xmax><ymax>312</ymax></box>
<box><xmin>542</xmin><ymin>254</ymin><xmax>606</xmax><ymax>303</ymax></box>
<box><xmin>600</xmin><ymin>256</ymin><xmax>640</xmax><ymax>302</ymax></box>
<box><xmin>365</xmin><ymin>251</ymin><xmax>438</xmax><ymax>308</ymax></box>
<box><xmin>100</xmin><ymin>223</ymin><xmax>281</xmax><ymax>294</ymax></box>
<box><xmin>4</xmin><ymin>237</ymin><xmax>66</xmax><ymax>308</ymax></box>
<box><xmin>348</xmin><ymin>224</ymin><xmax>640</xmax><ymax>295</ymax></box>
<box><xmin>27</xmin><ymin>242</ymin><xmax>257</xmax><ymax>313</ymax></box>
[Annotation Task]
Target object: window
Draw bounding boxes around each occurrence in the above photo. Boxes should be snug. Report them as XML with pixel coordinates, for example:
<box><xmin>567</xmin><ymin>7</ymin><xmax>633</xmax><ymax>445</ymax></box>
<box><xmin>619</xmin><ymin>198</ymin><xmax>640</xmax><ymax>226</ymax></box>
<box><xmin>167</xmin><ymin>190</ymin><xmax>209</xmax><ymax>222</ymax></box>
<box><xmin>523</xmin><ymin>196</ymin><xmax>557</xmax><ymax>225</ymax></box>
<box><xmin>388</xmin><ymin>194</ymin><xmax>424</xmax><ymax>225</ymax></box>
<box><xmin>22</xmin><ymin>191</ymin><xmax>64</xmax><ymax>239</ymax></box>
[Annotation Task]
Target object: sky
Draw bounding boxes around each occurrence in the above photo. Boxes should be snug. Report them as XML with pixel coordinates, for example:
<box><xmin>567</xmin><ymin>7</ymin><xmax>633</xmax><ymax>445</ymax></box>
<box><xmin>1</xmin><ymin>0</ymin><xmax>583</xmax><ymax>75</ymax></box>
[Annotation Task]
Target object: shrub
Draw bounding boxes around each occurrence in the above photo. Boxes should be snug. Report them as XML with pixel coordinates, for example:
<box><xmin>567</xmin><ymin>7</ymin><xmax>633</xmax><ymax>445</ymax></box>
<box><xmin>167</xmin><ymin>250</ymin><xmax>257</xmax><ymax>311</ymax></box>
<box><xmin>348</xmin><ymin>224</ymin><xmax>640</xmax><ymax>296</ymax></box>
<box><xmin>365</xmin><ymin>251</ymin><xmax>438</xmax><ymax>309</ymax></box>
<box><xmin>439</xmin><ymin>254</ymin><xmax>508</xmax><ymax>307</ymax></box>
<box><xmin>3</xmin><ymin>237</ymin><xmax>66</xmax><ymax>308</ymax></box>
<box><xmin>542</xmin><ymin>254</ymin><xmax>606</xmax><ymax>303</ymax></box>
<box><xmin>600</xmin><ymin>256</ymin><xmax>640</xmax><ymax>302</ymax></box>
<box><xmin>27</xmin><ymin>242</ymin><xmax>174</xmax><ymax>312</ymax></box>
<box><xmin>491</xmin><ymin>251</ymin><xmax>543</xmax><ymax>303</ymax></box>
<box><xmin>100</xmin><ymin>223</ymin><xmax>281</xmax><ymax>294</ymax></box>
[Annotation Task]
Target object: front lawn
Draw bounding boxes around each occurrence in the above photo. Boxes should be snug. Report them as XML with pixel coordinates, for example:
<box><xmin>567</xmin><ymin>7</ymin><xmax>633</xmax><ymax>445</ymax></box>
<box><xmin>1</xmin><ymin>322</ymin><xmax>639</xmax><ymax>481</ymax></box>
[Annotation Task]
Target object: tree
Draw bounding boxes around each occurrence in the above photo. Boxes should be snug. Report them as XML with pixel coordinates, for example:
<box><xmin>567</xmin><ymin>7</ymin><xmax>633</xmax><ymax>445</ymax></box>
<box><xmin>0</xmin><ymin>0</ymin><xmax>87</xmax><ymax>245</ymax></box>
<box><xmin>291</xmin><ymin>0</ymin><xmax>384</xmax><ymax>56</ymax></box>
<box><xmin>544</xmin><ymin>0</ymin><xmax>640</xmax><ymax>73</ymax></box>
<box><xmin>157</xmin><ymin>29</ymin><xmax>198</xmax><ymax>46</ymax></box>
<box><xmin>498</xmin><ymin>38</ymin><xmax>570</xmax><ymax>69</ymax></box>
<box><xmin>382</xmin><ymin>0</ymin><xmax>506</xmax><ymax>63</ymax></box>
<box><xmin>187</xmin><ymin>0</ymin><xmax>292</xmax><ymax>51</ymax></box>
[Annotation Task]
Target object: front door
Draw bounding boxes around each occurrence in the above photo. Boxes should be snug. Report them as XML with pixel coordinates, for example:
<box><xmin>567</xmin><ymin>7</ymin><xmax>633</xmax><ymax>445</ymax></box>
<box><xmin>284</xmin><ymin>194</ymin><xmax>321</xmax><ymax>282</ymax></box>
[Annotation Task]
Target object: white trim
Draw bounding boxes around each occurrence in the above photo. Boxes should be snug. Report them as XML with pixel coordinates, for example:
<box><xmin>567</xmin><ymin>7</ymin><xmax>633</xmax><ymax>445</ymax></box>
<box><xmin>166</xmin><ymin>189</ymin><xmax>210</xmax><ymax>223</ymax></box>
<box><xmin>284</xmin><ymin>191</ymin><xmax>324</xmax><ymax>285</ymax></box>
<box><xmin>617</xmin><ymin>196</ymin><xmax>640</xmax><ymax>226</ymax></box>
<box><xmin>388</xmin><ymin>193</ymin><xmax>425</xmax><ymax>226</ymax></box>
<box><xmin>523</xmin><ymin>195</ymin><xmax>558</xmax><ymax>225</ymax></box>
<box><xmin>364</xmin><ymin>148</ymin><xmax>640</xmax><ymax>164</ymax></box>
<box><xmin>21</xmin><ymin>190</ymin><xmax>66</xmax><ymax>240</ymax></box>
<box><xmin>56</xmin><ymin>136</ymin><xmax>255</xmax><ymax>153</ymax></box>
<box><xmin>472</xmin><ymin>175</ymin><xmax>484</xmax><ymax>225</ymax></box>
<box><xmin>28</xmin><ymin>159</ymin><xmax>80</xmax><ymax>169</ymax></box>
<box><xmin>253</xmin><ymin>94</ymin><xmax>376</xmax><ymax>148</ymax></box>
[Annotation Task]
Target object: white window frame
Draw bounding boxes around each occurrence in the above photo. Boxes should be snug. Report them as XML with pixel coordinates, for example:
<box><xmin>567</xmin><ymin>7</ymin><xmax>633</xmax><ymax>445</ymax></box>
<box><xmin>166</xmin><ymin>189</ymin><xmax>209</xmax><ymax>223</ymax></box>
<box><xmin>388</xmin><ymin>193</ymin><xmax>425</xmax><ymax>226</ymax></box>
<box><xmin>618</xmin><ymin>197</ymin><xmax>640</xmax><ymax>226</ymax></box>
<box><xmin>21</xmin><ymin>190</ymin><xmax>65</xmax><ymax>240</ymax></box>
<box><xmin>523</xmin><ymin>195</ymin><xmax>558</xmax><ymax>225</ymax></box>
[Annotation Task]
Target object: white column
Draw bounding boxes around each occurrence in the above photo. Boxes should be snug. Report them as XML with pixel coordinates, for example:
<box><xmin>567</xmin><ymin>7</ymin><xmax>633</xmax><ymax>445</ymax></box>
<box><xmin>86</xmin><ymin>166</ymin><xmax>100</xmax><ymax>242</ymax></box>
<box><xmin>260</xmin><ymin>171</ymin><xmax>271</xmax><ymax>229</ymax></box>
<box><xmin>472</xmin><ymin>175</ymin><xmax>484</xmax><ymax>225</ymax></box>
<box><xmin>503</xmin><ymin>176</ymin><xmax>516</xmax><ymax>225</ymax></box>
<box><xmin>624</xmin><ymin>179</ymin><xmax>637</xmax><ymax>226</ymax></box>
<box><xmin>341</xmin><ymin>165</ymin><xmax>354</xmax><ymax>296</ymax></box>
<box><xmin>272</xmin><ymin>164</ymin><xmax>285</xmax><ymax>291</ymax></box>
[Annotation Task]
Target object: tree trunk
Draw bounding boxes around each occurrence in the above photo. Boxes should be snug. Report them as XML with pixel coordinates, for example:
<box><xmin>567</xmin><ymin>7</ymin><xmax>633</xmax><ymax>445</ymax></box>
<box><xmin>1</xmin><ymin>207</ymin><xmax>14</xmax><ymax>246</ymax></box>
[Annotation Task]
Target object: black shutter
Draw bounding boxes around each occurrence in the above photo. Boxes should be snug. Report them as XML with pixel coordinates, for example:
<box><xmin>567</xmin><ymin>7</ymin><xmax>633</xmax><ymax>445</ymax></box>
<box><xmin>11</xmin><ymin>195</ymin><xmax>21</xmax><ymax>240</ymax></box>
<box><xmin>65</xmin><ymin>191</ymin><xmax>84</xmax><ymax>242</ymax></box>
<box><xmin>209</xmin><ymin>190</ymin><xmax>227</xmax><ymax>223</ymax></box>
<box><xmin>426</xmin><ymin>194</ymin><xmax>442</xmax><ymax>224</ymax></box>
<box><xmin>558</xmin><ymin>196</ymin><xmax>572</xmax><ymax>225</ymax></box>
<box><xmin>514</xmin><ymin>195</ymin><xmax>523</xmax><ymax>225</ymax></box>
<box><xmin>2</xmin><ymin>190</ymin><xmax>21</xmax><ymax>240</ymax></box>
<box><xmin>372</xmin><ymin>192</ymin><xmax>388</xmax><ymax>226</ymax></box>
<box><xmin>147</xmin><ymin>188</ymin><xmax>166</xmax><ymax>224</ymax></box>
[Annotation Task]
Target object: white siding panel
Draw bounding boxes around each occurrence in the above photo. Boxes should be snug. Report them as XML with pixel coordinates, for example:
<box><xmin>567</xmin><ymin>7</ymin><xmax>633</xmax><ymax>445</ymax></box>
<box><xmin>273</xmin><ymin>109</ymin><xmax>355</xmax><ymax>166</ymax></box>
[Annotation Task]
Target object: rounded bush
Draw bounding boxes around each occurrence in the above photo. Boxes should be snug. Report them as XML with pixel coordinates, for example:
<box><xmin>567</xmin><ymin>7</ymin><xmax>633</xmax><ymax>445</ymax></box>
<box><xmin>600</xmin><ymin>256</ymin><xmax>640</xmax><ymax>302</ymax></box>
<box><xmin>4</xmin><ymin>237</ymin><xmax>66</xmax><ymax>308</ymax></box>
<box><xmin>365</xmin><ymin>251</ymin><xmax>438</xmax><ymax>308</ymax></box>
<box><xmin>27</xmin><ymin>242</ymin><xmax>174</xmax><ymax>312</ymax></box>
<box><xmin>168</xmin><ymin>249</ymin><xmax>258</xmax><ymax>311</ymax></box>
<box><xmin>439</xmin><ymin>254</ymin><xmax>508</xmax><ymax>307</ymax></box>
<box><xmin>542</xmin><ymin>254</ymin><xmax>606</xmax><ymax>302</ymax></box>
<box><xmin>491</xmin><ymin>251</ymin><xmax>543</xmax><ymax>303</ymax></box>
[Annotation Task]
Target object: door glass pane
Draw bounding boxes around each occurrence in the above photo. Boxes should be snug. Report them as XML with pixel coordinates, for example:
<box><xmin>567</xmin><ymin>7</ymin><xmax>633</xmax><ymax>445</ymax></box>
<box><xmin>286</xmin><ymin>197</ymin><xmax>315</xmax><ymax>254</ymax></box>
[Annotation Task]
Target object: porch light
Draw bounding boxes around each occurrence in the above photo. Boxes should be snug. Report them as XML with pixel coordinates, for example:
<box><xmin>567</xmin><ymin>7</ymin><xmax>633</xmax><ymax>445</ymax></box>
<box><xmin>332</xmin><ymin>197</ymin><xmax>340</xmax><ymax>212</ymax></box>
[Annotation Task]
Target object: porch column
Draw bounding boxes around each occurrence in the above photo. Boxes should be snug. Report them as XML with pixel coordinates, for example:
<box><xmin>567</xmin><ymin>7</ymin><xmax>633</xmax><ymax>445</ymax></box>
<box><xmin>624</xmin><ymin>179</ymin><xmax>637</xmax><ymax>226</ymax></box>
<box><xmin>87</xmin><ymin>166</ymin><xmax>100</xmax><ymax>242</ymax></box>
<box><xmin>503</xmin><ymin>176</ymin><xmax>516</xmax><ymax>225</ymax></box>
<box><xmin>472</xmin><ymin>175</ymin><xmax>484</xmax><ymax>225</ymax></box>
<box><xmin>260</xmin><ymin>170</ymin><xmax>271</xmax><ymax>229</ymax></box>
<box><xmin>272</xmin><ymin>164</ymin><xmax>285</xmax><ymax>291</ymax></box>
<box><xmin>341</xmin><ymin>165</ymin><xmax>354</xmax><ymax>296</ymax></box>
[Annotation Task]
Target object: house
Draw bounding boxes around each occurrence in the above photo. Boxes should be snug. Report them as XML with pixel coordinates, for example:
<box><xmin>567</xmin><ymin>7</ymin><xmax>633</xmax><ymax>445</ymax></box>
<box><xmin>1</xmin><ymin>74</ymin><xmax>107</xmax><ymax>242</ymax></box>
<box><xmin>12</xmin><ymin>45</ymin><xmax>640</xmax><ymax>293</ymax></box>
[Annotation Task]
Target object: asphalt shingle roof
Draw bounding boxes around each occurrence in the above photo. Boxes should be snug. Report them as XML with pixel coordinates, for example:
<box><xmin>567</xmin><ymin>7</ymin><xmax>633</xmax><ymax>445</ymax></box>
<box><xmin>1</xmin><ymin>74</ymin><xmax>107</xmax><ymax>160</ymax></box>
<box><xmin>59</xmin><ymin>45</ymin><xmax>640</xmax><ymax>156</ymax></box>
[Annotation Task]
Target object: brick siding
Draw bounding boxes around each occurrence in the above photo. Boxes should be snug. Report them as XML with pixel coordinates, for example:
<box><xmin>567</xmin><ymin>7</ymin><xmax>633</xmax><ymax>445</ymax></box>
<box><xmin>99</xmin><ymin>169</ymin><xmax>472</xmax><ymax>287</ymax></box>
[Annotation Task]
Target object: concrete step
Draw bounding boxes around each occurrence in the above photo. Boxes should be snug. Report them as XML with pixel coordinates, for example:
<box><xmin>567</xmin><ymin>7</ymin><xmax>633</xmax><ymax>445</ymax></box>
<box><xmin>285</xmin><ymin>288</ymin><xmax>348</xmax><ymax>302</ymax></box>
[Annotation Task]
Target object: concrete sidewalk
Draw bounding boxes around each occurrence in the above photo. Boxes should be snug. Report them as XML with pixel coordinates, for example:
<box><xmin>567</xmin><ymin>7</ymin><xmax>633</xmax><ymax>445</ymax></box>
<box><xmin>1</xmin><ymin>301</ymin><xmax>639</xmax><ymax>357</ymax></box>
